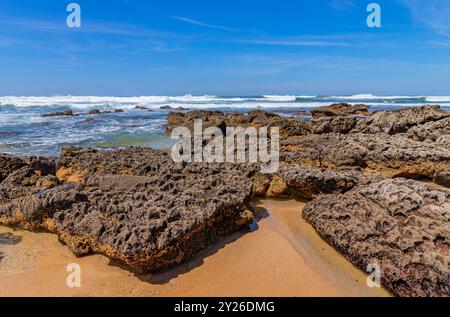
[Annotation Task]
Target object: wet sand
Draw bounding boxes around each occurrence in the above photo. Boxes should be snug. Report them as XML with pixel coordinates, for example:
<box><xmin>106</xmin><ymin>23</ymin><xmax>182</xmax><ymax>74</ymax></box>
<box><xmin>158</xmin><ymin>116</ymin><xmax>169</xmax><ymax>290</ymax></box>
<box><xmin>0</xmin><ymin>199</ymin><xmax>390</xmax><ymax>297</ymax></box>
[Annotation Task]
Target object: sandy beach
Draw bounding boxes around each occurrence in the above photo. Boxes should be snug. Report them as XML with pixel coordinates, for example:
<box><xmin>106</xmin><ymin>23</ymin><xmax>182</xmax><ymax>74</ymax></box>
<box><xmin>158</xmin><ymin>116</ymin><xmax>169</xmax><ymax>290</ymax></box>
<box><xmin>0</xmin><ymin>199</ymin><xmax>390</xmax><ymax>297</ymax></box>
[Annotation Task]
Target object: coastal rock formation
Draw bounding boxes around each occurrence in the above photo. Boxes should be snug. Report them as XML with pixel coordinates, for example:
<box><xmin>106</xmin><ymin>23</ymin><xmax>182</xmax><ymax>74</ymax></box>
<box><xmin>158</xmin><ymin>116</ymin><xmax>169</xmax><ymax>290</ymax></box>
<box><xmin>0</xmin><ymin>154</ymin><xmax>55</xmax><ymax>183</ymax></box>
<box><xmin>0</xmin><ymin>154</ymin><xmax>26</xmax><ymax>182</ymax></box>
<box><xmin>310</xmin><ymin>116</ymin><xmax>359</xmax><ymax>134</ymax></box>
<box><xmin>0</xmin><ymin>148</ymin><xmax>256</xmax><ymax>273</ymax></box>
<box><xmin>303</xmin><ymin>178</ymin><xmax>450</xmax><ymax>297</ymax></box>
<box><xmin>42</xmin><ymin>110</ymin><xmax>74</xmax><ymax>117</ymax></box>
<box><xmin>310</xmin><ymin>103</ymin><xmax>369</xmax><ymax>118</ymax></box>
<box><xmin>408</xmin><ymin>117</ymin><xmax>450</xmax><ymax>142</ymax></box>
<box><xmin>351</xmin><ymin>105</ymin><xmax>449</xmax><ymax>135</ymax></box>
<box><xmin>281</xmin><ymin>133</ymin><xmax>450</xmax><ymax>184</ymax></box>
<box><xmin>253</xmin><ymin>165</ymin><xmax>380</xmax><ymax>199</ymax></box>
<box><xmin>166</xmin><ymin>110</ymin><xmax>311</xmax><ymax>139</ymax></box>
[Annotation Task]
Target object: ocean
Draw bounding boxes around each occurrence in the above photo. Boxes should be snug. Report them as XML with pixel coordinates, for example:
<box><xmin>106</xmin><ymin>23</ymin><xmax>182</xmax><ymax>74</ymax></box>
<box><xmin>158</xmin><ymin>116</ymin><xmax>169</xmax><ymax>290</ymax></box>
<box><xmin>1</xmin><ymin>94</ymin><xmax>450</xmax><ymax>156</ymax></box>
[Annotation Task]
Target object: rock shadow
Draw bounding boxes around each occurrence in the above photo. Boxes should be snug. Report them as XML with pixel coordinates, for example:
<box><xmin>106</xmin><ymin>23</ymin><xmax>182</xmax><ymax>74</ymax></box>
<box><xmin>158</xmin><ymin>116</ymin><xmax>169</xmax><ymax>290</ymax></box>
<box><xmin>134</xmin><ymin>199</ymin><xmax>270</xmax><ymax>285</ymax></box>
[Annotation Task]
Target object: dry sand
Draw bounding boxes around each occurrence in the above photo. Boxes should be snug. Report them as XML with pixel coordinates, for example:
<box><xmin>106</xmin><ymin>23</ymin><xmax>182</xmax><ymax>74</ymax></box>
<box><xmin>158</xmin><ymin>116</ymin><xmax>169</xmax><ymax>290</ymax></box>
<box><xmin>0</xmin><ymin>199</ymin><xmax>390</xmax><ymax>297</ymax></box>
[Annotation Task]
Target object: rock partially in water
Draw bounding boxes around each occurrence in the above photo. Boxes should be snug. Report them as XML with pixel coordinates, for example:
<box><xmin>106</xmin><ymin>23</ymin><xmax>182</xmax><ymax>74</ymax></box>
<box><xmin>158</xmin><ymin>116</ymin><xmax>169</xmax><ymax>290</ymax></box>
<box><xmin>42</xmin><ymin>110</ymin><xmax>74</xmax><ymax>117</ymax></box>
<box><xmin>303</xmin><ymin>178</ymin><xmax>450</xmax><ymax>297</ymax></box>
<box><xmin>310</xmin><ymin>103</ymin><xmax>369</xmax><ymax>118</ymax></box>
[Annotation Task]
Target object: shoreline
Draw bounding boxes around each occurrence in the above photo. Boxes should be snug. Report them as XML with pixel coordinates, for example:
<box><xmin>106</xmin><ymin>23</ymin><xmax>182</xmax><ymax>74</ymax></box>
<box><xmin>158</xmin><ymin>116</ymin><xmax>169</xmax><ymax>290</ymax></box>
<box><xmin>0</xmin><ymin>198</ymin><xmax>390</xmax><ymax>297</ymax></box>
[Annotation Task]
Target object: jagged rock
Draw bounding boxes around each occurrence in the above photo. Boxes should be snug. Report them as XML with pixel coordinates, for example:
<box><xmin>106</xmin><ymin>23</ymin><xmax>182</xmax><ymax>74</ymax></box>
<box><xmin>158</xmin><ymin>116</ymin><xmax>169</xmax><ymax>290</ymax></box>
<box><xmin>434</xmin><ymin>171</ymin><xmax>450</xmax><ymax>188</ymax></box>
<box><xmin>0</xmin><ymin>148</ymin><xmax>256</xmax><ymax>273</ymax></box>
<box><xmin>310</xmin><ymin>103</ymin><xmax>369</xmax><ymax>118</ymax></box>
<box><xmin>0</xmin><ymin>154</ymin><xmax>26</xmax><ymax>182</ymax></box>
<box><xmin>42</xmin><ymin>110</ymin><xmax>74</xmax><ymax>117</ymax></box>
<box><xmin>0</xmin><ymin>155</ymin><xmax>55</xmax><ymax>184</ymax></box>
<box><xmin>161</xmin><ymin>105</ymin><xmax>190</xmax><ymax>110</ymax></box>
<box><xmin>408</xmin><ymin>117</ymin><xmax>450</xmax><ymax>141</ymax></box>
<box><xmin>166</xmin><ymin>110</ymin><xmax>311</xmax><ymax>139</ymax></box>
<box><xmin>254</xmin><ymin>165</ymin><xmax>379</xmax><ymax>199</ymax></box>
<box><xmin>436</xmin><ymin>135</ymin><xmax>450</xmax><ymax>151</ymax></box>
<box><xmin>351</xmin><ymin>105</ymin><xmax>449</xmax><ymax>135</ymax></box>
<box><xmin>281</xmin><ymin>133</ymin><xmax>450</xmax><ymax>184</ymax></box>
<box><xmin>303</xmin><ymin>178</ymin><xmax>450</xmax><ymax>297</ymax></box>
<box><xmin>310</xmin><ymin>116</ymin><xmax>359</xmax><ymax>134</ymax></box>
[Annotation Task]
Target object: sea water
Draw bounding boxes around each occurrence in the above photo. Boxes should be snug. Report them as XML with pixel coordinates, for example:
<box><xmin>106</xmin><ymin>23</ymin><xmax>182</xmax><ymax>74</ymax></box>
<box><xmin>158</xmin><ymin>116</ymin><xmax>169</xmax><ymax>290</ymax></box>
<box><xmin>1</xmin><ymin>94</ymin><xmax>449</xmax><ymax>156</ymax></box>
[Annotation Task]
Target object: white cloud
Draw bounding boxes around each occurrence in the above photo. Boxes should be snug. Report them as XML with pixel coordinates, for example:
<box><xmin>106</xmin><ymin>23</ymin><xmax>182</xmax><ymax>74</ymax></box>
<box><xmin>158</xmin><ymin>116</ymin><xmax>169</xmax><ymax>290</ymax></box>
<box><xmin>329</xmin><ymin>0</ymin><xmax>357</xmax><ymax>12</ymax></box>
<box><xmin>236</xmin><ymin>39</ymin><xmax>351</xmax><ymax>47</ymax></box>
<box><xmin>401</xmin><ymin>0</ymin><xmax>450</xmax><ymax>36</ymax></box>
<box><xmin>168</xmin><ymin>16</ymin><xmax>238</xmax><ymax>32</ymax></box>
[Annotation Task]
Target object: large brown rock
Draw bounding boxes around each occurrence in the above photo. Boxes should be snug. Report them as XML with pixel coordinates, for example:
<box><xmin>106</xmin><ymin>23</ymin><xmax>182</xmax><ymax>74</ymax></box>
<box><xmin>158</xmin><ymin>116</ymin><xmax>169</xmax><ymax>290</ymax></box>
<box><xmin>351</xmin><ymin>105</ymin><xmax>449</xmax><ymax>135</ymax></box>
<box><xmin>0</xmin><ymin>154</ymin><xmax>26</xmax><ymax>183</ymax></box>
<box><xmin>0</xmin><ymin>148</ymin><xmax>255</xmax><ymax>273</ymax></box>
<box><xmin>281</xmin><ymin>133</ymin><xmax>450</xmax><ymax>184</ymax></box>
<box><xmin>310</xmin><ymin>116</ymin><xmax>359</xmax><ymax>134</ymax></box>
<box><xmin>166</xmin><ymin>110</ymin><xmax>311</xmax><ymax>139</ymax></box>
<box><xmin>408</xmin><ymin>117</ymin><xmax>450</xmax><ymax>142</ymax></box>
<box><xmin>310</xmin><ymin>103</ymin><xmax>369</xmax><ymax>118</ymax></box>
<box><xmin>303</xmin><ymin>178</ymin><xmax>450</xmax><ymax>297</ymax></box>
<box><xmin>253</xmin><ymin>165</ymin><xmax>381</xmax><ymax>199</ymax></box>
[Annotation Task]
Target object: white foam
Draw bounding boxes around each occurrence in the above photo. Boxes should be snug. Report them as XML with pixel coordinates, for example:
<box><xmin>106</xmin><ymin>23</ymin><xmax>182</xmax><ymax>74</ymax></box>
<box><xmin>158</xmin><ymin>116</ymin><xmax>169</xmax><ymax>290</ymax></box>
<box><xmin>328</xmin><ymin>94</ymin><xmax>419</xmax><ymax>100</ymax></box>
<box><xmin>425</xmin><ymin>96</ymin><xmax>450</xmax><ymax>102</ymax></box>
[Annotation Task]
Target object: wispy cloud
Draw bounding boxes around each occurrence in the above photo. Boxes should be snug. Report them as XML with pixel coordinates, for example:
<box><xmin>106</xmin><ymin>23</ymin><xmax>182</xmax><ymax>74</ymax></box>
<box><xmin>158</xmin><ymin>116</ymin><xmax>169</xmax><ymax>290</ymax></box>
<box><xmin>167</xmin><ymin>16</ymin><xmax>239</xmax><ymax>32</ymax></box>
<box><xmin>401</xmin><ymin>0</ymin><xmax>450</xmax><ymax>36</ymax></box>
<box><xmin>235</xmin><ymin>39</ymin><xmax>352</xmax><ymax>47</ymax></box>
<box><xmin>329</xmin><ymin>0</ymin><xmax>357</xmax><ymax>12</ymax></box>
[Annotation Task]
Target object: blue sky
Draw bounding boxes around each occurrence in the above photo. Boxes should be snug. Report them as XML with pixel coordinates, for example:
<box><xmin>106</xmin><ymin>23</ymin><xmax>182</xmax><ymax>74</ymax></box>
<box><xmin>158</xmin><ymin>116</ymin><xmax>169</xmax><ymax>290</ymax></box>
<box><xmin>0</xmin><ymin>0</ymin><xmax>449</xmax><ymax>96</ymax></box>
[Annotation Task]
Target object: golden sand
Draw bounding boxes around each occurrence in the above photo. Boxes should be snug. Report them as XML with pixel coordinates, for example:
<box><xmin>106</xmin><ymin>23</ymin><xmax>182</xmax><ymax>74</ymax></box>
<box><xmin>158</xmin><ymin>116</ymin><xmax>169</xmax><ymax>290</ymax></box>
<box><xmin>0</xmin><ymin>199</ymin><xmax>390</xmax><ymax>297</ymax></box>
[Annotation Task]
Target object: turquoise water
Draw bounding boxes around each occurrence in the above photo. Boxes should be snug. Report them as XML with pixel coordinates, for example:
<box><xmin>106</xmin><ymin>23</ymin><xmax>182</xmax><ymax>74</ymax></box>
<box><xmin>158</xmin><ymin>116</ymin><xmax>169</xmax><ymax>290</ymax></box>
<box><xmin>1</xmin><ymin>95</ymin><xmax>449</xmax><ymax>156</ymax></box>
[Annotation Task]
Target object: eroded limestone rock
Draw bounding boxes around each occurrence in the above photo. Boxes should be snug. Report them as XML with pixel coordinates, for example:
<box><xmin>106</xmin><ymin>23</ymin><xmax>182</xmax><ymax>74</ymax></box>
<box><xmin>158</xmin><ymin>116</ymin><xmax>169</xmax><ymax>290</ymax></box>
<box><xmin>303</xmin><ymin>178</ymin><xmax>450</xmax><ymax>297</ymax></box>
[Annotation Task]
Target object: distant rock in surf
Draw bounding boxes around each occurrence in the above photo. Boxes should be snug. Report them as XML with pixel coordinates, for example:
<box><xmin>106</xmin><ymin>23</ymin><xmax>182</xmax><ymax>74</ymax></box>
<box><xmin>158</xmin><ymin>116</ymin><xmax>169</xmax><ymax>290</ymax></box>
<box><xmin>42</xmin><ymin>110</ymin><xmax>74</xmax><ymax>117</ymax></box>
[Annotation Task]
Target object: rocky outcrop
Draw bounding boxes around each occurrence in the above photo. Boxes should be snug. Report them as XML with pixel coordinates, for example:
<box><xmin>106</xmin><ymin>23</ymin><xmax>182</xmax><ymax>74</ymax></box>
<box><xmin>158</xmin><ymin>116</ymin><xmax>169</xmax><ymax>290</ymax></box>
<box><xmin>42</xmin><ymin>110</ymin><xmax>74</xmax><ymax>117</ymax></box>
<box><xmin>166</xmin><ymin>110</ymin><xmax>311</xmax><ymax>139</ymax></box>
<box><xmin>0</xmin><ymin>154</ymin><xmax>26</xmax><ymax>182</ymax></box>
<box><xmin>310</xmin><ymin>116</ymin><xmax>359</xmax><ymax>134</ymax></box>
<box><xmin>408</xmin><ymin>116</ymin><xmax>450</xmax><ymax>142</ymax></box>
<box><xmin>310</xmin><ymin>103</ymin><xmax>369</xmax><ymax>118</ymax></box>
<box><xmin>351</xmin><ymin>105</ymin><xmax>449</xmax><ymax>135</ymax></box>
<box><xmin>281</xmin><ymin>133</ymin><xmax>450</xmax><ymax>185</ymax></box>
<box><xmin>253</xmin><ymin>165</ymin><xmax>381</xmax><ymax>199</ymax></box>
<box><xmin>303</xmin><ymin>178</ymin><xmax>450</xmax><ymax>297</ymax></box>
<box><xmin>0</xmin><ymin>148</ymin><xmax>256</xmax><ymax>273</ymax></box>
<box><xmin>0</xmin><ymin>154</ymin><xmax>55</xmax><ymax>183</ymax></box>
